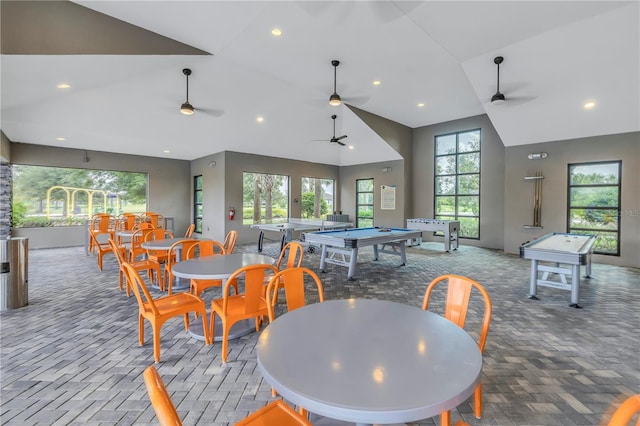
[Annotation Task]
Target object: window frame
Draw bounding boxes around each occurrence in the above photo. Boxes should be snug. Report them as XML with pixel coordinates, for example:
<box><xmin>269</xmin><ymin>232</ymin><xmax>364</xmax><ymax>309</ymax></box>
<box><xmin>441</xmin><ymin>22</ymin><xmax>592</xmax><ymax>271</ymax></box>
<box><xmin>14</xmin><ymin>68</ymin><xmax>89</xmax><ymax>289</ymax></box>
<box><xmin>433</xmin><ymin>128</ymin><xmax>481</xmax><ymax>239</ymax></box>
<box><xmin>193</xmin><ymin>175</ymin><xmax>203</xmax><ymax>234</ymax></box>
<box><xmin>301</xmin><ymin>176</ymin><xmax>335</xmax><ymax>220</ymax></box>
<box><xmin>356</xmin><ymin>178</ymin><xmax>374</xmax><ymax>228</ymax></box>
<box><xmin>566</xmin><ymin>160</ymin><xmax>621</xmax><ymax>256</ymax></box>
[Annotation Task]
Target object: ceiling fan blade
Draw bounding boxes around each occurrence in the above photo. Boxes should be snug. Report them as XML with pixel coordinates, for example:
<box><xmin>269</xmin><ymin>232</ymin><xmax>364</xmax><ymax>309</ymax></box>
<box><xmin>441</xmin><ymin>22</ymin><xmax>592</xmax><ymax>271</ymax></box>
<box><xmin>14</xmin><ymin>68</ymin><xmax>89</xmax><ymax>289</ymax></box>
<box><xmin>335</xmin><ymin>135</ymin><xmax>348</xmax><ymax>141</ymax></box>
<box><xmin>196</xmin><ymin>107</ymin><xmax>225</xmax><ymax>117</ymax></box>
<box><xmin>337</xmin><ymin>141</ymin><xmax>346</xmax><ymax>146</ymax></box>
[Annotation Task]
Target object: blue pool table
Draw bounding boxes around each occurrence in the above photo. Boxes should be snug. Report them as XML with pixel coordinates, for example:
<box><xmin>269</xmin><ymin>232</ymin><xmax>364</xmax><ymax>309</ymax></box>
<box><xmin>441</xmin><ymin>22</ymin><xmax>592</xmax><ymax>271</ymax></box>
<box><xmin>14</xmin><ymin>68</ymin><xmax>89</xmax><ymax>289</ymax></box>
<box><xmin>303</xmin><ymin>227</ymin><xmax>423</xmax><ymax>280</ymax></box>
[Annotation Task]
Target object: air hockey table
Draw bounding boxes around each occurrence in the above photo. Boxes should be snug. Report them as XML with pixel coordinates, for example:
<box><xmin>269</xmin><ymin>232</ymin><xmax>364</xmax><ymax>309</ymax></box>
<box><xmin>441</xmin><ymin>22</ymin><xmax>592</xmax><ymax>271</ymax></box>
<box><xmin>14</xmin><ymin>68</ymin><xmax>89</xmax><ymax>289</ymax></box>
<box><xmin>304</xmin><ymin>227</ymin><xmax>422</xmax><ymax>280</ymax></box>
<box><xmin>520</xmin><ymin>232</ymin><xmax>597</xmax><ymax>308</ymax></box>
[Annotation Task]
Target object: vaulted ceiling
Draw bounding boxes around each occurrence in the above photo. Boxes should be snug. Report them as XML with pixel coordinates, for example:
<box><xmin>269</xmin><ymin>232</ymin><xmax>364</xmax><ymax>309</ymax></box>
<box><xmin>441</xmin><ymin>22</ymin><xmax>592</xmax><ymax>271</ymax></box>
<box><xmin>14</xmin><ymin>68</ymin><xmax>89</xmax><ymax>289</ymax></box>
<box><xmin>1</xmin><ymin>1</ymin><xmax>638</xmax><ymax>166</ymax></box>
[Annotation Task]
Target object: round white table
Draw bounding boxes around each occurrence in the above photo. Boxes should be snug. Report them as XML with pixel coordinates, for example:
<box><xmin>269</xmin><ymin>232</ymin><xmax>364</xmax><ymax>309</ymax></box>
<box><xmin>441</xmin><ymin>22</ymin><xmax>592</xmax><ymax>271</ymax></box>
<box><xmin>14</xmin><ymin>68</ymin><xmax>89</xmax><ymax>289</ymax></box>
<box><xmin>257</xmin><ymin>299</ymin><xmax>482</xmax><ymax>426</ymax></box>
<box><xmin>141</xmin><ymin>237</ymin><xmax>198</xmax><ymax>291</ymax></box>
<box><xmin>171</xmin><ymin>253</ymin><xmax>275</xmax><ymax>342</ymax></box>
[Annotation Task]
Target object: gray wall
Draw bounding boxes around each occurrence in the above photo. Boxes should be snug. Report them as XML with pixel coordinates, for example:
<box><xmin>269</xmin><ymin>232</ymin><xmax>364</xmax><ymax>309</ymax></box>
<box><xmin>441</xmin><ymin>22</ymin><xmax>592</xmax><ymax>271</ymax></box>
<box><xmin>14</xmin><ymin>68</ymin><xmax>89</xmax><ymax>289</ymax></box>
<box><xmin>190</xmin><ymin>151</ymin><xmax>340</xmax><ymax>246</ymax></box>
<box><xmin>1</xmin><ymin>131</ymin><xmax>10</xmax><ymax>162</ymax></box>
<box><xmin>10</xmin><ymin>143</ymin><xmax>191</xmax><ymax>248</ymax></box>
<box><xmin>412</xmin><ymin>114</ymin><xmax>505</xmax><ymax>249</ymax></box>
<box><xmin>504</xmin><ymin>132</ymin><xmax>640</xmax><ymax>267</ymax></box>
<box><xmin>339</xmin><ymin>159</ymin><xmax>406</xmax><ymax>228</ymax></box>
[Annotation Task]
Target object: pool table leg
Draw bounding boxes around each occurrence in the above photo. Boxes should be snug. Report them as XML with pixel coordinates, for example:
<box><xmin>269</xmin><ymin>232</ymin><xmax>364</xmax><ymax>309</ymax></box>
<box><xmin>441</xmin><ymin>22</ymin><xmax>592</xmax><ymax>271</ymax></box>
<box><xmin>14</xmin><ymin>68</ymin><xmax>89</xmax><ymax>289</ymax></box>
<box><xmin>399</xmin><ymin>241</ymin><xmax>407</xmax><ymax>266</ymax></box>
<box><xmin>347</xmin><ymin>248</ymin><xmax>358</xmax><ymax>281</ymax></box>
<box><xmin>258</xmin><ymin>231</ymin><xmax>264</xmax><ymax>253</ymax></box>
<box><xmin>319</xmin><ymin>244</ymin><xmax>328</xmax><ymax>273</ymax></box>
<box><xmin>528</xmin><ymin>259</ymin><xmax>540</xmax><ymax>300</ymax></box>
<box><xmin>372</xmin><ymin>244</ymin><xmax>379</xmax><ymax>260</ymax></box>
<box><xmin>569</xmin><ymin>264</ymin><xmax>582</xmax><ymax>308</ymax></box>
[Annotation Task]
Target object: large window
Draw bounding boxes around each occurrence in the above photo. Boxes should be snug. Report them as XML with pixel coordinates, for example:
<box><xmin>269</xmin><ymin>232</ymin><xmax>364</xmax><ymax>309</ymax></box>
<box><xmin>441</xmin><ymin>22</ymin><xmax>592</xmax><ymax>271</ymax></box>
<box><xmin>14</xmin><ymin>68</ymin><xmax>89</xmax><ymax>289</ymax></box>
<box><xmin>12</xmin><ymin>165</ymin><xmax>147</xmax><ymax>228</ymax></box>
<box><xmin>301</xmin><ymin>177</ymin><xmax>334</xmax><ymax>219</ymax></box>
<box><xmin>243</xmin><ymin>172</ymin><xmax>289</xmax><ymax>224</ymax></box>
<box><xmin>567</xmin><ymin>161</ymin><xmax>621</xmax><ymax>255</ymax></box>
<box><xmin>356</xmin><ymin>178</ymin><xmax>374</xmax><ymax>228</ymax></box>
<box><xmin>194</xmin><ymin>175</ymin><xmax>203</xmax><ymax>233</ymax></box>
<box><xmin>434</xmin><ymin>129</ymin><xmax>481</xmax><ymax>239</ymax></box>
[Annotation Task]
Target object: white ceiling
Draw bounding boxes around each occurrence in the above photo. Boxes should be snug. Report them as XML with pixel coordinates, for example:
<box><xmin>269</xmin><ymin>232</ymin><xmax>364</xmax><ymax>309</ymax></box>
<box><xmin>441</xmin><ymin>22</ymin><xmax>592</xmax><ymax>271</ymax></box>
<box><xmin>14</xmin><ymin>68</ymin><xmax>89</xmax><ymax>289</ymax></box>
<box><xmin>1</xmin><ymin>1</ymin><xmax>638</xmax><ymax>166</ymax></box>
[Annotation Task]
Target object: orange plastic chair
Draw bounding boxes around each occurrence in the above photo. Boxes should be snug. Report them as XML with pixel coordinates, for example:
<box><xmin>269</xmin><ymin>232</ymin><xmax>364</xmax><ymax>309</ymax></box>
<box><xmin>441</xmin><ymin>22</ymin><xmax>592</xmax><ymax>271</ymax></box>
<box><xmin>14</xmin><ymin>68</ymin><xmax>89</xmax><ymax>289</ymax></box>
<box><xmin>144</xmin><ymin>212</ymin><xmax>165</xmax><ymax>229</ymax></box>
<box><xmin>234</xmin><ymin>400</ymin><xmax>312</xmax><ymax>426</ymax></box>
<box><xmin>109</xmin><ymin>238</ymin><xmax>162</xmax><ymax>296</ymax></box>
<box><xmin>88</xmin><ymin>213</ymin><xmax>115</xmax><ymax>254</ymax></box>
<box><xmin>162</xmin><ymin>239</ymin><xmax>199</xmax><ymax>294</ymax></box>
<box><xmin>210</xmin><ymin>264</ymin><xmax>278</xmax><ymax>363</ymax></box>
<box><xmin>144</xmin><ymin>228</ymin><xmax>175</xmax><ymax>266</ymax></box>
<box><xmin>187</xmin><ymin>241</ymin><xmax>234</xmax><ymax>297</ymax></box>
<box><xmin>422</xmin><ymin>274</ymin><xmax>492</xmax><ymax>426</ymax></box>
<box><xmin>223</xmin><ymin>230</ymin><xmax>238</xmax><ymax>254</ymax></box>
<box><xmin>89</xmin><ymin>231</ymin><xmax>123</xmax><ymax>271</ymax></box>
<box><xmin>268</xmin><ymin>242</ymin><xmax>304</xmax><ymax>303</ymax></box>
<box><xmin>606</xmin><ymin>394</ymin><xmax>640</xmax><ymax>426</ymax></box>
<box><xmin>122</xmin><ymin>262</ymin><xmax>211</xmax><ymax>363</ymax></box>
<box><xmin>265</xmin><ymin>267</ymin><xmax>325</xmax><ymax>322</ymax></box>
<box><xmin>129</xmin><ymin>224</ymin><xmax>156</xmax><ymax>261</ymax></box>
<box><xmin>143</xmin><ymin>365</ymin><xmax>183</xmax><ymax>426</ymax></box>
<box><xmin>184</xmin><ymin>224</ymin><xmax>195</xmax><ymax>238</ymax></box>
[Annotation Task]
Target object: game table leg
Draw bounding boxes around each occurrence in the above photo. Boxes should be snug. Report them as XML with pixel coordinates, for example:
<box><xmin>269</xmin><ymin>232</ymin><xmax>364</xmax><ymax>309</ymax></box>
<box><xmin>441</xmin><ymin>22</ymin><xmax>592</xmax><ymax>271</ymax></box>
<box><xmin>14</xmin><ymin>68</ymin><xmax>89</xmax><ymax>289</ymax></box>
<box><xmin>569</xmin><ymin>264</ymin><xmax>582</xmax><ymax>308</ymax></box>
<box><xmin>528</xmin><ymin>259</ymin><xmax>539</xmax><ymax>300</ymax></box>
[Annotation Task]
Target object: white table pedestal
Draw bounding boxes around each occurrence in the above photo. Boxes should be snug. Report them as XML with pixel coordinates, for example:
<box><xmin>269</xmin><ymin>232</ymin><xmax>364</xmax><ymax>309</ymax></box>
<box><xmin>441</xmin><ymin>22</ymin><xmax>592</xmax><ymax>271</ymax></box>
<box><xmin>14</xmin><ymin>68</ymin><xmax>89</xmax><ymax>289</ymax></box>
<box><xmin>188</xmin><ymin>316</ymin><xmax>255</xmax><ymax>342</ymax></box>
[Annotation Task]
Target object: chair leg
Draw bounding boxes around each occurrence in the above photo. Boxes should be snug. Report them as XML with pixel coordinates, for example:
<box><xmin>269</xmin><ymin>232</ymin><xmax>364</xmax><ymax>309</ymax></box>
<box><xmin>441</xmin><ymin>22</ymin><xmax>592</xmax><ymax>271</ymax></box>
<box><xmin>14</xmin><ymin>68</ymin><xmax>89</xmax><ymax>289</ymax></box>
<box><xmin>200</xmin><ymin>309</ymin><xmax>210</xmax><ymax>345</ymax></box>
<box><xmin>183</xmin><ymin>313</ymin><xmax>190</xmax><ymax>331</ymax></box>
<box><xmin>210</xmin><ymin>311</ymin><xmax>217</xmax><ymax>348</ymax></box>
<box><xmin>152</xmin><ymin>322</ymin><xmax>162</xmax><ymax>363</ymax></box>
<box><xmin>138</xmin><ymin>315</ymin><xmax>145</xmax><ymax>346</ymax></box>
<box><xmin>441</xmin><ymin>410</ymin><xmax>450</xmax><ymax>426</ymax></box>
<box><xmin>474</xmin><ymin>382</ymin><xmax>482</xmax><ymax>419</ymax></box>
<box><xmin>222</xmin><ymin>320</ymin><xmax>233</xmax><ymax>363</ymax></box>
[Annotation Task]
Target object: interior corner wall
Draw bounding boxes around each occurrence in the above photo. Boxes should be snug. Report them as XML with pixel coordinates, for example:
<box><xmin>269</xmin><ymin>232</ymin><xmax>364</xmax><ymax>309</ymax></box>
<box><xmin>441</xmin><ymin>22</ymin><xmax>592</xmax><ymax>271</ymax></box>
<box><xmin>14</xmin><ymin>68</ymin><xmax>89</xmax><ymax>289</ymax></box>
<box><xmin>339</xmin><ymin>159</ymin><xmax>406</xmax><ymax>228</ymax></box>
<box><xmin>412</xmin><ymin>114</ymin><xmax>505</xmax><ymax>249</ymax></box>
<box><xmin>215</xmin><ymin>151</ymin><xmax>340</xmax><ymax>246</ymax></box>
<box><xmin>504</xmin><ymin>132</ymin><xmax>640</xmax><ymax>268</ymax></box>
<box><xmin>9</xmin><ymin>143</ymin><xmax>191</xmax><ymax>249</ymax></box>
<box><xmin>190</xmin><ymin>151</ymin><xmax>226</xmax><ymax>241</ymax></box>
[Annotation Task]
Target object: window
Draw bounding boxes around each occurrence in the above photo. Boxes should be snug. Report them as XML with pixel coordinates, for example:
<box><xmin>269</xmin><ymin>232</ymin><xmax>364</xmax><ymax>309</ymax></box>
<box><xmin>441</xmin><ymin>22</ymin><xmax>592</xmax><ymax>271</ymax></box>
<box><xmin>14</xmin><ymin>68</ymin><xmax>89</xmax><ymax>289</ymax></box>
<box><xmin>11</xmin><ymin>165</ymin><xmax>147</xmax><ymax>228</ymax></box>
<box><xmin>567</xmin><ymin>161</ymin><xmax>621</xmax><ymax>255</ymax></box>
<box><xmin>243</xmin><ymin>172</ymin><xmax>289</xmax><ymax>224</ymax></box>
<box><xmin>301</xmin><ymin>177</ymin><xmax>335</xmax><ymax>219</ymax></box>
<box><xmin>434</xmin><ymin>129</ymin><xmax>481</xmax><ymax>239</ymax></box>
<box><xmin>356</xmin><ymin>178</ymin><xmax>374</xmax><ymax>228</ymax></box>
<box><xmin>194</xmin><ymin>175</ymin><xmax>203</xmax><ymax>233</ymax></box>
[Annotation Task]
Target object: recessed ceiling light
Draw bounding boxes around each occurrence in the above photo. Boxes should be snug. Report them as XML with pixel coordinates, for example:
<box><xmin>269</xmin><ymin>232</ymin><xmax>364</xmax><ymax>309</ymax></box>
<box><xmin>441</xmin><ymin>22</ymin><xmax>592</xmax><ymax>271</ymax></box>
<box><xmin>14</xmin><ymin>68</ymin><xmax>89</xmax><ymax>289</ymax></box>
<box><xmin>56</xmin><ymin>83</ymin><xmax>71</xmax><ymax>89</ymax></box>
<box><xmin>163</xmin><ymin>150</ymin><xmax>170</xmax><ymax>153</ymax></box>
<box><xmin>583</xmin><ymin>101</ymin><xmax>596</xmax><ymax>109</ymax></box>
<box><xmin>55</xmin><ymin>137</ymin><xmax>65</xmax><ymax>141</ymax></box>
<box><xmin>271</xmin><ymin>28</ymin><xmax>282</xmax><ymax>36</ymax></box>
<box><xmin>417</xmin><ymin>103</ymin><xmax>425</xmax><ymax>108</ymax></box>
<box><xmin>256</xmin><ymin>116</ymin><xmax>264</xmax><ymax>123</ymax></box>
<box><xmin>348</xmin><ymin>145</ymin><xmax>354</xmax><ymax>150</ymax></box>
<box><xmin>372</xmin><ymin>80</ymin><xmax>381</xmax><ymax>86</ymax></box>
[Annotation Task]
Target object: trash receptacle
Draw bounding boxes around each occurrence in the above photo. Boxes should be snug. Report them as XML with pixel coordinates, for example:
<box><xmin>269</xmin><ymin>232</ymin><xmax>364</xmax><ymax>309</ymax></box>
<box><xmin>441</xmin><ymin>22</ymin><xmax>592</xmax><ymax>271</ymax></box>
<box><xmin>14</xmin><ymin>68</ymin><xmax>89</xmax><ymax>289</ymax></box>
<box><xmin>0</xmin><ymin>237</ymin><xmax>28</xmax><ymax>311</ymax></box>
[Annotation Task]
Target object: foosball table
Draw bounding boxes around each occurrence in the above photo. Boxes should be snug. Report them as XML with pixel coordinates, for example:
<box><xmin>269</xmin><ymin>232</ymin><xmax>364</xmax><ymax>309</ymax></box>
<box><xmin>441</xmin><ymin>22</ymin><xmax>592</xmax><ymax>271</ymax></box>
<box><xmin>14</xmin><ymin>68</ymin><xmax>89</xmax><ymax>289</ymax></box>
<box><xmin>406</xmin><ymin>218</ymin><xmax>460</xmax><ymax>251</ymax></box>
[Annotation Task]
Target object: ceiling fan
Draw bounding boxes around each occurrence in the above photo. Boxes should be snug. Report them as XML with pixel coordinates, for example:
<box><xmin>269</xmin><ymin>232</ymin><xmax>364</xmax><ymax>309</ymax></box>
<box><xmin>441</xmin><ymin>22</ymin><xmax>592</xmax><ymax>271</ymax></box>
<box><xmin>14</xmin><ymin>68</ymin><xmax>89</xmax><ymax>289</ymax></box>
<box><xmin>179</xmin><ymin>68</ymin><xmax>224</xmax><ymax>117</ymax></box>
<box><xmin>489</xmin><ymin>56</ymin><xmax>537</xmax><ymax>106</ymax></box>
<box><xmin>491</xmin><ymin>56</ymin><xmax>505</xmax><ymax>104</ymax></box>
<box><xmin>313</xmin><ymin>114</ymin><xmax>348</xmax><ymax>146</ymax></box>
<box><xmin>329</xmin><ymin>60</ymin><xmax>342</xmax><ymax>106</ymax></box>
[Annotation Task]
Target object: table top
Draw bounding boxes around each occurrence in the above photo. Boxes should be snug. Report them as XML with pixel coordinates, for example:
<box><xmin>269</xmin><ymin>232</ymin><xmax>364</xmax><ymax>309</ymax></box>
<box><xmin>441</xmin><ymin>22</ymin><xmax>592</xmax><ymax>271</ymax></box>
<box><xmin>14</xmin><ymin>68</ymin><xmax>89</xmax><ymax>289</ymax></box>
<box><xmin>140</xmin><ymin>237</ymin><xmax>193</xmax><ymax>250</ymax></box>
<box><xmin>251</xmin><ymin>219</ymin><xmax>353</xmax><ymax>233</ymax></box>
<box><xmin>304</xmin><ymin>227</ymin><xmax>422</xmax><ymax>248</ymax></box>
<box><xmin>171</xmin><ymin>253</ymin><xmax>275</xmax><ymax>280</ymax></box>
<box><xmin>521</xmin><ymin>233</ymin><xmax>596</xmax><ymax>254</ymax></box>
<box><xmin>257</xmin><ymin>299</ymin><xmax>482</xmax><ymax>424</ymax></box>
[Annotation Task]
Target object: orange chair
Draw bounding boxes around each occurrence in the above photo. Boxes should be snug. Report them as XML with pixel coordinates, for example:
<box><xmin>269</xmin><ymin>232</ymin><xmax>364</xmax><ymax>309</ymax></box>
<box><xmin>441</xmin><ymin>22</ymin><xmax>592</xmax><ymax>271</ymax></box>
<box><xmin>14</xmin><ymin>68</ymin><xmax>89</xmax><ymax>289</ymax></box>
<box><xmin>234</xmin><ymin>400</ymin><xmax>312</xmax><ymax>426</ymax></box>
<box><xmin>184</xmin><ymin>224</ymin><xmax>195</xmax><ymax>238</ymax></box>
<box><xmin>265</xmin><ymin>266</ymin><xmax>324</xmax><ymax>402</ymax></box>
<box><xmin>88</xmin><ymin>213</ymin><xmax>115</xmax><ymax>254</ymax></box>
<box><xmin>109</xmin><ymin>238</ymin><xmax>162</xmax><ymax>296</ymax></box>
<box><xmin>89</xmin><ymin>231</ymin><xmax>124</xmax><ymax>271</ymax></box>
<box><xmin>422</xmin><ymin>274</ymin><xmax>492</xmax><ymax>426</ymax></box>
<box><xmin>143</xmin><ymin>365</ymin><xmax>183</xmax><ymax>426</ymax></box>
<box><xmin>268</xmin><ymin>242</ymin><xmax>304</xmax><ymax>303</ymax></box>
<box><xmin>144</xmin><ymin>212</ymin><xmax>165</xmax><ymax>229</ymax></box>
<box><xmin>210</xmin><ymin>264</ymin><xmax>278</xmax><ymax>363</ymax></box>
<box><xmin>115</xmin><ymin>213</ymin><xmax>140</xmax><ymax>245</ymax></box>
<box><xmin>606</xmin><ymin>394</ymin><xmax>640</xmax><ymax>426</ymax></box>
<box><xmin>144</xmin><ymin>228</ymin><xmax>175</xmax><ymax>266</ymax></box>
<box><xmin>265</xmin><ymin>267</ymin><xmax>325</xmax><ymax>322</ymax></box>
<box><xmin>162</xmin><ymin>239</ymin><xmax>199</xmax><ymax>294</ymax></box>
<box><xmin>223</xmin><ymin>230</ymin><xmax>238</xmax><ymax>254</ymax></box>
<box><xmin>129</xmin><ymin>224</ymin><xmax>156</xmax><ymax>261</ymax></box>
<box><xmin>187</xmin><ymin>241</ymin><xmax>234</xmax><ymax>297</ymax></box>
<box><xmin>122</xmin><ymin>262</ymin><xmax>210</xmax><ymax>363</ymax></box>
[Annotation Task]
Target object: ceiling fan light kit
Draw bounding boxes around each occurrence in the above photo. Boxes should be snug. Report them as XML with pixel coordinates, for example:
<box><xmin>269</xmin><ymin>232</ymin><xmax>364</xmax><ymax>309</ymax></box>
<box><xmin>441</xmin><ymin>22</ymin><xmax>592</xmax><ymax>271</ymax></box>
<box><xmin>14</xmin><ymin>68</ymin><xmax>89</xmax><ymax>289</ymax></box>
<box><xmin>181</xmin><ymin>68</ymin><xmax>194</xmax><ymax>115</ymax></box>
<box><xmin>329</xmin><ymin>60</ymin><xmax>342</xmax><ymax>106</ymax></box>
<box><xmin>491</xmin><ymin>56</ymin><xmax>505</xmax><ymax>104</ymax></box>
